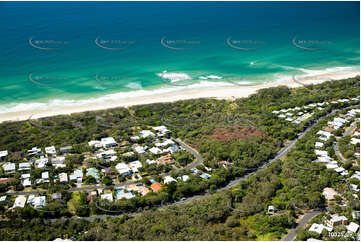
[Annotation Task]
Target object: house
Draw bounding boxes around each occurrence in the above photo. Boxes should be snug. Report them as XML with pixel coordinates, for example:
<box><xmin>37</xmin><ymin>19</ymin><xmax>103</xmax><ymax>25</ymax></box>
<box><xmin>327</xmin><ymin>214</ymin><xmax>348</xmax><ymax>227</ymax></box>
<box><xmin>21</xmin><ymin>173</ymin><xmax>31</xmax><ymax>187</ymax></box>
<box><xmin>101</xmin><ymin>193</ymin><xmax>113</xmax><ymax>202</ymax></box>
<box><xmin>35</xmin><ymin>157</ymin><xmax>49</xmax><ymax>168</ymax></box>
<box><xmin>155</xmin><ymin>139</ymin><xmax>175</xmax><ymax>147</ymax></box>
<box><xmin>115</xmin><ymin>188</ymin><xmax>135</xmax><ymax>200</ymax></box>
<box><xmin>129</xmin><ymin>160</ymin><xmax>142</xmax><ymax>173</ymax></box>
<box><xmin>0</xmin><ymin>150</ymin><xmax>8</xmax><ymax>160</ymax></box>
<box><xmin>267</xmin><ymin>205</ymin><xmax>275</xmax><ymax>215</ymax></box>
<box><xmin>323</xmin><ymin>187</ymin><xmax>339</xmax><ymax>201</ymax></box>
<box><xmin>315</xmin><ymin>142</ymin><xmax>324</xmax><ymax>148</ymax></box>
<box><xmin>28</xmin><ymin>147</ymin><xmax>43</xmax><ymax>156</ymax></box>
<box><xmin>19</xmin><ymin>162</ymin><xmax>32</xmax><ymax>171</ymax></box>
<box><xmin>0</xmin><ymin>177</ymin><xmax>14</xmax><ymax>184</ymax></box>
<box><xmin>152</xmin><ymin>126</ymin><xmax>171</xmax><ymax>136</ymax></box>
<box><xmin>69</xmin><ymin>168</ymin><xmax>83</xmax><ymax>183</ymax></box>
<box><xmin>45</xmin><ymin>146</ymin><xmax>56</xmax><ymax>155</ymax></box>
<box><xmin>146</xmin><ymin>159</ymin><xmax>157</xmax><ymax>165</ymax></box>
<box><xmin>278</xmin><ymin>114</ymin><xmax>286</xmax><ymax>118</ymax></box>
<box><xmin>32</xmin><ymin>196</ymin><xmax>46</xmax><ymax>208</ymax></box>
<box><xmin>133</xmin><ymin>145</ymin><xmax>147</xmax><ymax>154</ymax></box>
<box><xmin>87</xmin><ymin>191</ymin><xmax>97</xmax><ymax>201</ymax></box>
<box><xmin>115</xmin><ymin>163</ymin><xmax>132</xmax><ymax>176</ymax></box>
<box><xmin>51</xmin><ymin>156</ymin><xmax>66</xmax><ymax>167</ymax></box>
<box><xmin>59</xmin><ymin>146</ymin><xmax>72</xmax><ymax>155</ymax></box>
<box><xmin>200</xmin><ymin>173</ymin><xmax>211</xmax><ymax>179</ymax></box>
<box><xmin>0</xmin><ymin>195</ymin><xmax>7</xmax><ymax>203</ymax></box>
<box><xmin>163</xmin><ymin>145</ymin><xmax>179</xmax><ymax>154</ymax></box>
<box><xmin>149</xmin><ymin>147</ymin><xmax>162</xmax><ymax>155</ymax></box>
<box><xmin>97</xmin><ymin>150</ymin><xmax>116</xmax><ymax>159</ymax></box>
<box><xmin>181</xmin><ymin>175</ymin><xmax>190</xmax><ymax>182</ymax></box>
<box><xmin>315</xmin><ymin>150</ymin><xmax>328</xmax><ymax>157</ymax></box>
<box><xmin>12</xmin><ymin>195</ymin><xmax>27</xmax><ymax>209</ymax></box>
<box><xmin>100</xmin><ymin>137</ymin><xmax>118</xmax><ymax>149</ymax></box>
<box><xmin>164</xmin><ymin>176</ymin><xmax>177</xmax><ymax>184</ymax></box>
<box><xmin>139</xmin><ymin>130</ymin><xmax>155</xmax><ymax>138</ymax></box>
<box><xmin>51</xmin><ymin>192</ymin><xmax>62</xmax><ymax>201</ymax></box>
<box><xmin>127</xmin><ymin>184</ymin><xmax>150</xmax><ymax>196</ymax></box>
<box><xmin>157</xmin><ymin>154</ymin><xmax>174</xmax><ymax>165</ymax></box>
<box><xmin>88</xmin><ymin>140</ymin><xmax>102</xmax><ymax>148</ymax></box>
<box><xmin>86</xmin><ymin>168</ymin><xmax>100</xmax><ymax>181</ymax></box>
<box><xmin>3</xmin><ymin>162</ymin><xmax>15</xmax><ymax>174</ymax></box>
<box><xmin>351</xmin><ymin>171</ymin><xmax>360</xmax><ymax>180</ymax></box>
<box><xmin>347</xmin><ymin>222</ymin><xmax>359</xmax><ymax>233</ymax></box>
<box><xmin>191</xmin><ymin>168</ymin><xmax>199</xmax><ymax>174</ymax></box>
<box><xmin>103</xmin><ymin>167</ymin><xmax>115</xmax><ymax>179</ymax></box>
<box><xmin>309</xmin><ymin>223</ymin><xmax>332</xmax><ymax>234</ymax></box>
<box><xmin>42</xmin><ymin>171</ymin><xmax>49</xmax><ymax>183</ymax></box>
<box><xmin>59</xmin><ymin>173</ymin><xmax>68</xmax><ymax>183</ymax></box>
<box><xmin>351</xmin><ymin>138</ymin><xmax>360</xmax><ymax>145</ymax></box>
<box><xmin>150</xmin><ymin>182</ymin><xmax>162</xmax><ymax>192</ymax></box>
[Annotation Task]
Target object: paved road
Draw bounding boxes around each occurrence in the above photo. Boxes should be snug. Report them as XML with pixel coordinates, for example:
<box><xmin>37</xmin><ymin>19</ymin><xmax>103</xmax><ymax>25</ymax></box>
<box><xmin>13</xmin><ymin>107</ymin><xmax>352</xmax><ymax>221</ymax></box>
<box><xmin>282</xmin><ymin>210</ymin><xmax>323</xmax><ymax>241</ymax></box>
<box><xmin>333</xmin><ymin>121</ymin><xmax>357</xmax><ymax>162</ymax></box>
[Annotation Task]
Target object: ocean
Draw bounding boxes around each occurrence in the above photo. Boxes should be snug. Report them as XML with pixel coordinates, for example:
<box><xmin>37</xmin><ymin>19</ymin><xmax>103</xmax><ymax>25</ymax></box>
<box><xmin>0</xmin><ymin>1</ymin><xmax>359</xmax><ymax>113</ymax></box>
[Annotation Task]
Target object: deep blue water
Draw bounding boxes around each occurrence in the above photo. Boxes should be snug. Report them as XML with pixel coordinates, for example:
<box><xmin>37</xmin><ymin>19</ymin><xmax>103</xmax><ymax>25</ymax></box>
<box><xmin>0</xmin><ymin>1</ymin><xmax>359</xmax><ymax>113</ymax></box>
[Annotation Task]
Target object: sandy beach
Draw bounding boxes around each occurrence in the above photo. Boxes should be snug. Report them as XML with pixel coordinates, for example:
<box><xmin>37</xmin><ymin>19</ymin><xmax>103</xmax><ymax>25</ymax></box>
<box><xmin>0</xmin><ymin>71</ymin><xmax>359</xmax><ymax>124</ymax></box>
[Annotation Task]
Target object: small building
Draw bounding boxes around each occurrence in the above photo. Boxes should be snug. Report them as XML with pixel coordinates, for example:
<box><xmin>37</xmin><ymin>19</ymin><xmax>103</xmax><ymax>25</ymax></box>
<box><xmin>12</xmin><ymin>195</ymin><xmax>27</xmax><ymax>209</ymax></box>
<box><xmin>267</xmin><ymin>205</ymin><xmax>275</xmax><ymax>215</ymax></box>
<box><xmin>45</xmin><ymin>146</ymin><xmax>56</xmax><ymax>155</ymax></box>
<box><xmin>164</xmin><ymin>176</ymin><xmax>177</xmax><ymax>184</ymax></box>
<box><xmin>32</xmin><ymin>196</ymin><xmax>46</xmax><ymax>208</ymax></box>
<box><xmin>150</xmin><ymin>182</ymin><xmax>162</xmax><ymax>192</ymax></box>
<box><xmin>3</xmin><ymin>162</ymin><xmax>15</xmax><ymax>174</ymax></box>
<box><xmin>309</xmin><ymin>223</ymin><xmax>332</xmax><ymax>234</ymax></box>
<box><xmin>41</xmin><ymin>171</ymin><xmax>49</xmax><ymax>183</ymax></box>
<box><xmin>28</xmin><ymin>147</ymin><xmax>43</xmax><ymax>156</ymax></box>
<box><xmin>87</xmin><ymin>191</ymin><xmax>97</xmax><ymax>201</ymax></box>
<box><xmin>59</xmin><ymin>146</ymin><xmax>72</xmax><ymax>155</ymax></box>
<box><xmin>101</xmin><ymin>193</ymin><xmax>113</xmax><ymax>202</ymax></box>
<box><xmin>149</xmin><ymin>147</ymin><xmax>162</xmax><ymax>155</ymax></box>
<box><xmin>315</xmin><ymin>142</ymin><xmax>324</xmax><ymax>148</ymax></box>
<box><xmin>181</xmin><ymin>175</ymin><xmax>190</xmax><ymax>182</ymax></box>
<box><xmin>0</xmin><ymin>195</ymin><xmax>7</xmax><ymax>203</ymax></box>
<box><xmin>115</xmin><ymin>162</ymin><xmax>132</xmax><ymax>176</ymax></box>
<box><xmin>133</xmin><ymin>145</ymin><xmax>147</xmax><ymax>154</ymax></box>
<box><xmin>323</xmin><ymin>187</ymin><xmax>339</xmax><ymax>201</ymax></box>
<box><xmin>139</xmin><ymin>130</ymin><xmax>155</xmax><ymax>138</ymax></box>
<box><xmin>88</xmin><ymin>140</ymin><xmax>102</xmax><ymax>148</ymax></box>
<box><xmin>129</xmin><ymin>160</ymin><xmax>142</xmax><ymax>173</ymax></box>
<box><xmin>0</xmin><ymin>150</ymin><xmax>8</xmax><ymax>160</ymax></box>
<box><xmin>34</xmin><ymin>157</ymin><xmax>49</xmax><ymax>168</ymax></box>
<box><xmin>200</xmin><ymin>173</ymin><xmax>211</xmax><ymax>179</ymax></box>
<box><xmin>51</xmin><ymin>192</ymin><xmax>62</xmax><ymax>201</ymax></box>
<box><xmin>100</xmin><ymin>137</ymin><xmax>118</xmax><ymax>149</ymax></box>
<box><xmin>59</xmin><ymin>173</ymin><xmax>68</xmax><ymax>183</ymax></box>
<box><xmin>103</xmin><ymin>167</ymin><xmax>115</xmax><ymax>179</ymax></box>
<box><xmin>327</xmin><ymin>214</ymin><xmax>348</xmax><ymax>227</ymax></box>
<box><xmin>157</xmin><ymin>154</ymin><xmax>175</xmax><ymax>165</ymax></box>
<box><xmin>347</xmin><ymin>222</ymin><xmax>359</xmax><ymax>233</ymax></box>
<box><xmin>19</xmin><ymin>162</ymin><xmax>32</xmax><ymax>171</ymax></box>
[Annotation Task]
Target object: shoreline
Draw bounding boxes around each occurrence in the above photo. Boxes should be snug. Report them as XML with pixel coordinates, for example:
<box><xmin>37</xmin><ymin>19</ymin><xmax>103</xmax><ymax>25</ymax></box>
<box><xmin>0</xmin><ymin>71</ymin><xmax>359</xmax><ymax>123</ymax></box>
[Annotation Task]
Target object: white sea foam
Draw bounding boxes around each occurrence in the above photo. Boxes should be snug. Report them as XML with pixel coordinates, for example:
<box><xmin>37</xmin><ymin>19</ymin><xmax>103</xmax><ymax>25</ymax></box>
<box><xmin>0</xmin><ymin>66</ymin><xmax>358</xmax><ymax>115</ymax></box>
<box><xmin>157</xmin><ymin>71</ymin><xmax>192</xmax><ymax>82</ymax></box>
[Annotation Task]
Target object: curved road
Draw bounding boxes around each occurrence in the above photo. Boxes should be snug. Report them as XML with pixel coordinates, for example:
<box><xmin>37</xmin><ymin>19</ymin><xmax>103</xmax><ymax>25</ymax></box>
<box><xmin>13</xmin><ymin>106</ymin><xmax>353</xmax><ymax>221</ymax></box>
<box><xmin>282</xmin><ymin>210</ymin><xmax>323</xmax><ymax>241</ymax></box>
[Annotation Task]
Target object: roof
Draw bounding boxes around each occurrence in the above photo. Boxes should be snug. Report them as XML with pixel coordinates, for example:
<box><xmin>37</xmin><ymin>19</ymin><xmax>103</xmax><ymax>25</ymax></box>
<box><xmin>309</xmin><ymin>223</ymin><xmax>332</xmax><ymax>234</ymax></box>
<box><xmin>13</xmin><ymin>195</ymin><xmax>27</xmax><ymax>208</ymax></box>
<box><xmin>2</xmin><ymin>162</ymin><xmax>15</xmax><ymax>171</ymax></box>
<box><xmin>347</xmin><ymin>222</ymin><xmax>359</xmax><ymax>233</ymax></box>
<box><xmin>150</xmin><ymin>182</ymin><xmax>162</xmax><ymax>192</ymax></box>
<box><xmin>0</xmin><ymin>150</ymin><xmax>8</xmax><ymax>158</ymax></box>
<box><xmin>323</xmin><ymin>187</ymin><xmax>339</xmax><ymax>201</ymax></box>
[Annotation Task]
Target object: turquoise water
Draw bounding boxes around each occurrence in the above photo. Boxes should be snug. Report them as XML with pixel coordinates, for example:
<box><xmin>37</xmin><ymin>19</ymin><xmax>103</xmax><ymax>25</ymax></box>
<box><xmin>0</xmin><ymin>2</ymin><xmax>359</xmax><ymax>113</ymax></box>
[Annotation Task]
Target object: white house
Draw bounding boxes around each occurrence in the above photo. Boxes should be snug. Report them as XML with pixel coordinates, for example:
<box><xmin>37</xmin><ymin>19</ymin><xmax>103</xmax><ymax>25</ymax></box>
<box><xmin>35</xmin><ymin>157</ymin><xmax>49</xmax><ymax>168</ymax></box>
<box><xmin>3</xmin><ymin>162</ymin><xmax>15</xmax><ymax>174</ymax></box>
<box><xmin>149</xmin><ymin>147</ymin><xmax>162</xmax><ymax>155</ymax></box>
<box><xmin>0</xmin><ymin>150</ymin><xmax>8</xmax><ymax>160</ymax></box>
<box><xmin>180</xmin><ymin>175</ymin><xmax>190</xmax><ymax>182</ymax></box>
<box><xmin>100</xmin><ymin>137</ymin><xmax>118</xmax><ymax>149</ymax></box>
<box><xmin>146</xmin><ymin>159</ymin><xmax>157</xmax><ymax>165</ymax></box>
<box><xmin>42</xmin><ymin>171</ymin><xmax>49</xmax><ymax>183</ymax></box>
<box><xmin>88</xmin><ymin>140</ymin><xmax>102</xmax><ymax>148</ymax></box>
<box><xmin>351</xmin><ymin>138</ymin><xmax>360</xmax><ymax>145</ymax></box>
<box><xmin>309</xmin><ymin>223</ymin><xmax>332</xmax><ymax>234</ymax></box>
<box><xmin>101</xmin><ymin>193</ymin><xmax>113</xmax><ymax>202</ymax></box>
<box><xmin>200</xmin><ymin>173</ymin><xmax>211</xmax><ymax>179</ymax></box>
<box><xmin>315</xmin><ymin>150</ymin><xmax>328</xmax><ymax>157</ymax></box>
<box><xmin>315</xmin><ymin>142</ymin><xmax>324</xmax><ymax>148</ymax></box>
<box><xmin>32</xmin><ymin>196</ymin><xmax>46</xmax><ymax>208</ymax></box>
<box><xmin>12</xmin><ymin>195</ymin><xmax>27</xmax><ymax>209</ymax></box>
<box><xmin>134</xmin><ymin>145</ymin><xmax>147</xmax><ymax>154</ymax></box>
<box><xmin>115</xmin><ymin>163</ymin><xmax>132</xmax><ymax>176</ymax></box>
<box><xmin>139</xmin><ymin>130</ymin><xmax>155</xmax><ymax>138</ymax></box>
<box><xmin>347</xmin><ymin>222</ymin><xmax>359</xmax><ymax>233</ymax></box>
<box><xmin>164</xmin><ymin>176</ymin><xmax>177</xmax><ymax>184</ymax></box>
<box><xmin>59</xmin><ymin>173</ymin><xmax>68</xmax><ymax>183</ymax></box>
<box><xmin>19</xmin><ymin>162</ymin><xmax>32</xmax><ymax>171</ymax></box>
<box><xmin>28</xmin><ymin>147</ymin><xmax>42</xmax><ymax>156</ymax></box>
<box><xmin>153</xmin><ymin>126</ymin><xmax>171</xmax><ymax>136</ymax></box>
<box><xmin>129</xmin><ymin>160</ymin><xmax>142</xmax><ymax>173</ymax></box>
<box><xmin>45</xmin><ymin>146</ymin><xmax>56</xmax><ymax>155</ymax></box>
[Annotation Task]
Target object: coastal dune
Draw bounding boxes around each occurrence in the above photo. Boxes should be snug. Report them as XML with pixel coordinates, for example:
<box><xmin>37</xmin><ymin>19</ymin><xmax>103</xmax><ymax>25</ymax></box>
<box><xmin>0</xmin><ymin>71</ymin><xmax>359</xmax><ymax>123</ymax></box>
